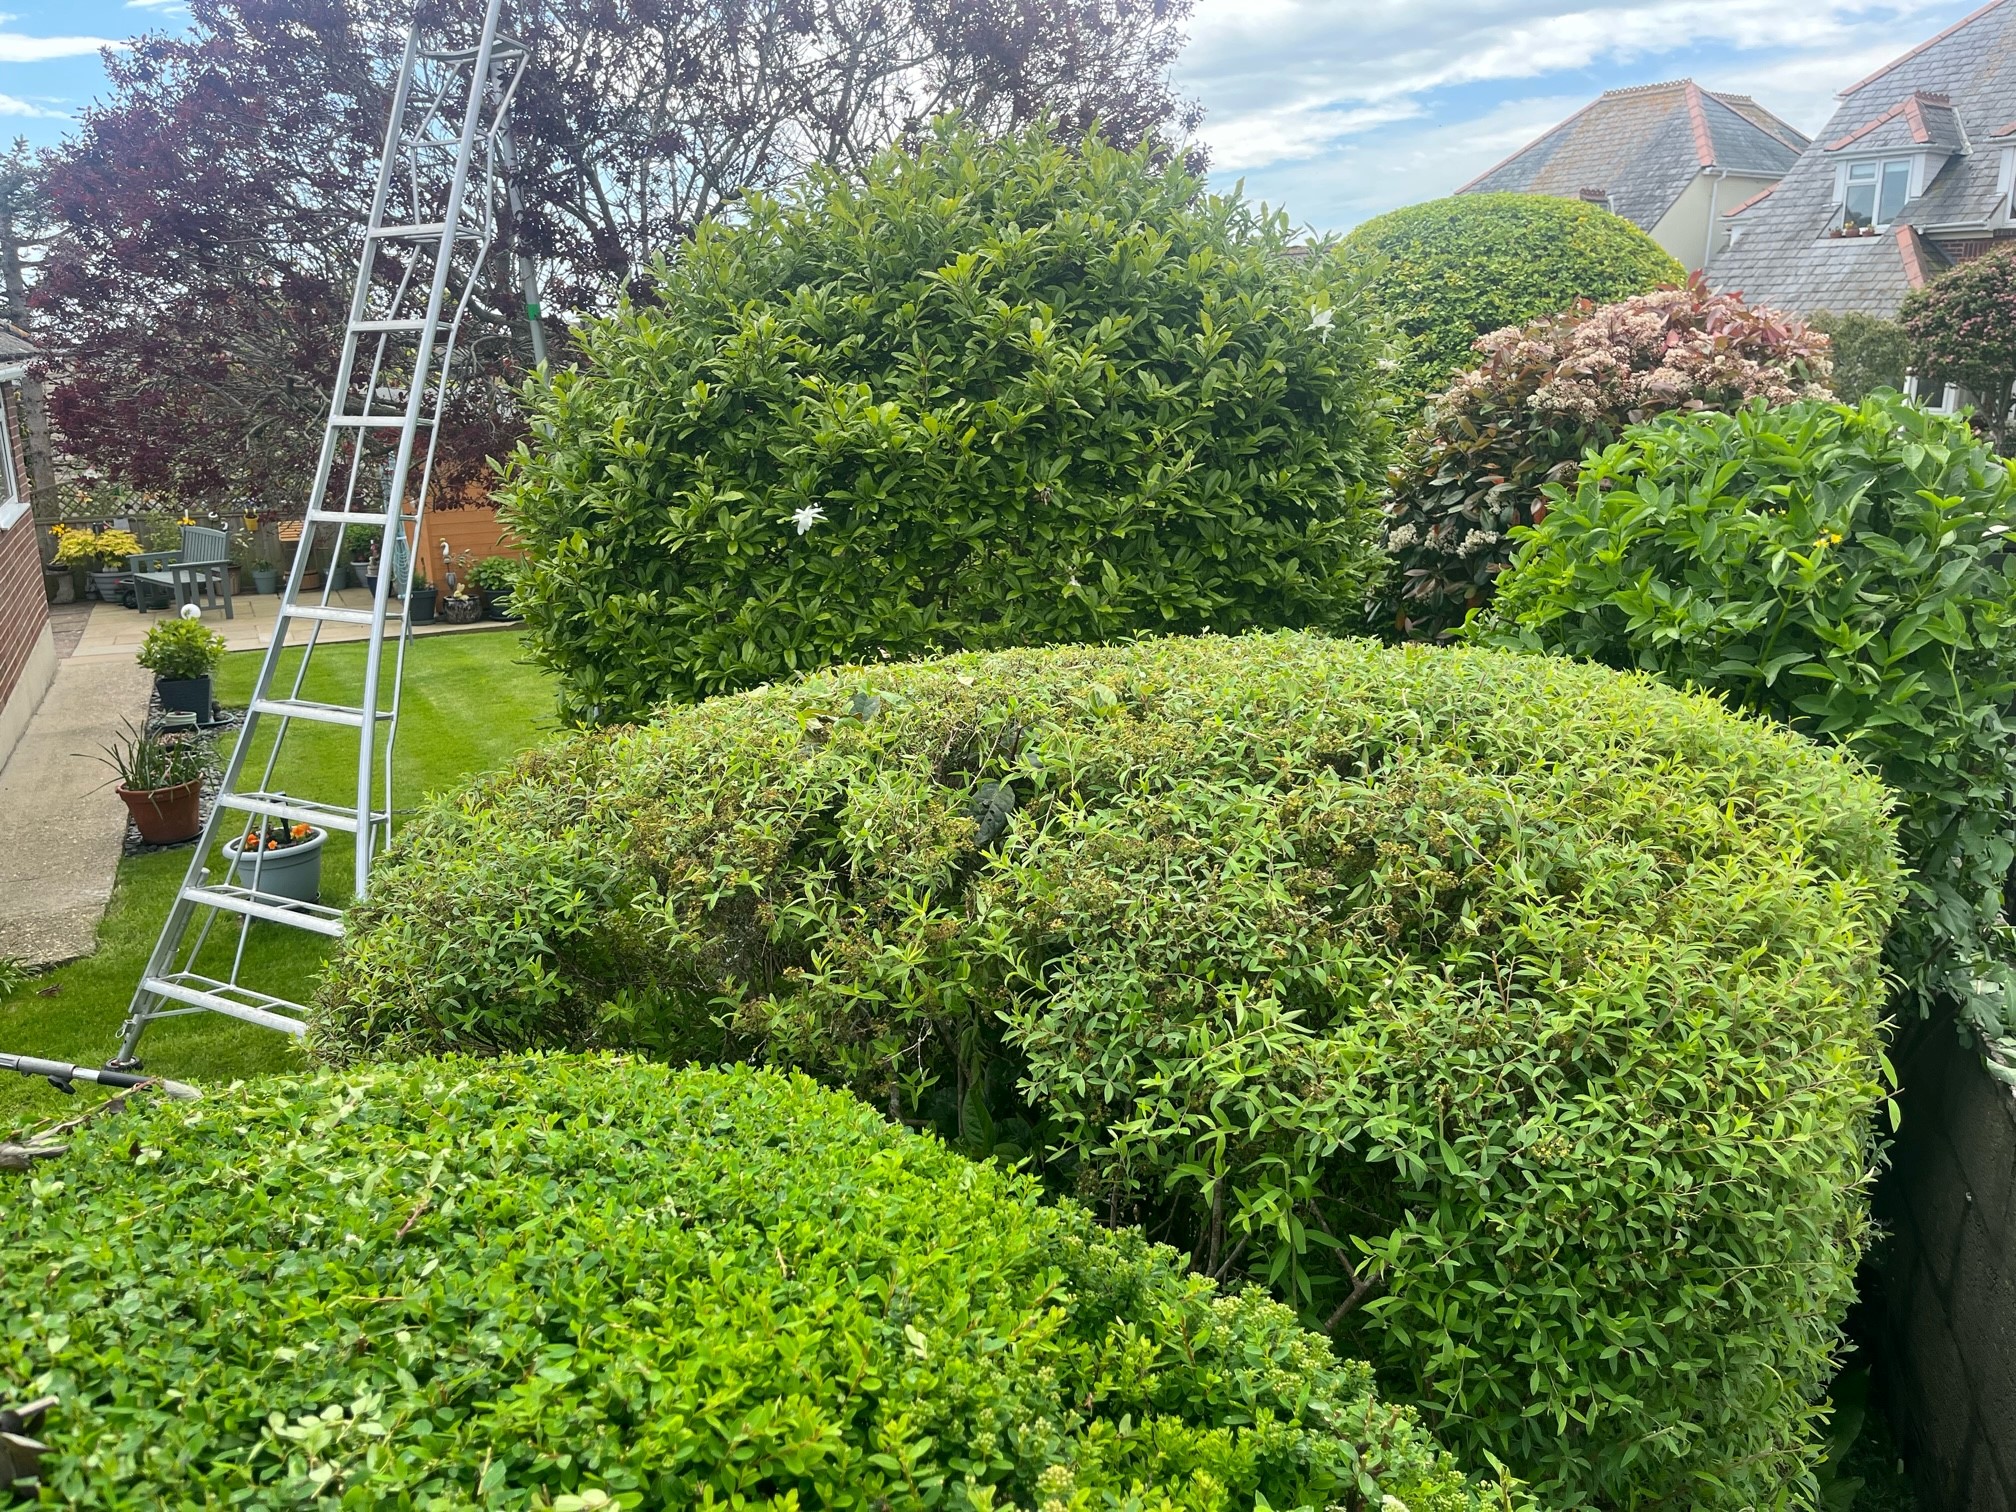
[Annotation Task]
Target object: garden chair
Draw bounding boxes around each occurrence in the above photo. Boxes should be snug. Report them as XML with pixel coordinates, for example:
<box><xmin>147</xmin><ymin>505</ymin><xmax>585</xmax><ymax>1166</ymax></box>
<box><xmin>131</xmin><ymin>525</ymin><xmax>234</xmax><ymax>620</ymax></box>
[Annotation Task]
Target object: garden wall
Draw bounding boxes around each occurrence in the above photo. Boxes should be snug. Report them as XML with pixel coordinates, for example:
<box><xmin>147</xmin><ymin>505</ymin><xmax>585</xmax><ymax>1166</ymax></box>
<box><xmin>1879</xmin><ymin>1015</ymin><xmax>2016</xmax><ymax>1510</ymax></box>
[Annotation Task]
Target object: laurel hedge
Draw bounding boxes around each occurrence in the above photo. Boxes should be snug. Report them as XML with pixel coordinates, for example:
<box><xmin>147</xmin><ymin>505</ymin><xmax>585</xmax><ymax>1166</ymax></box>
<box><xmin>499</xmin><ymin>121</ymin><xmax>1392</xmax><ymax>724</ymax></box>
<box><xmin>3</xmin><ymin>1058</ymin><xmax>1513</xmax><ymax>1510</ymax></box>
<box><xmin>312</xmin><ymin>634</ymin><xmax>1898</xmax><ymax>1507</ymax></box>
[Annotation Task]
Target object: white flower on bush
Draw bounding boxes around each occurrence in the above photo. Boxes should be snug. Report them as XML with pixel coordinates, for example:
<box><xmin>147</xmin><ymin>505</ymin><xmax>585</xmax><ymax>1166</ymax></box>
<box><xmin>1458</xmin><ymin>529</ymin><xmax>1500</xmax><ymax>557</ymax></box>
<box><xmin>1308</xmin><ymin>306</ymin><xmax>1334</xmax><ymax>341</ymax></box>
<box><xmin>790</xmin><ymin>503</ymin><xmax>826</xmax><ymax>535</ymax></box>
<box><xmin>1385</xmin><ymin>524</ymin><xmax>1421</xmax><ymax>551</ymax></box>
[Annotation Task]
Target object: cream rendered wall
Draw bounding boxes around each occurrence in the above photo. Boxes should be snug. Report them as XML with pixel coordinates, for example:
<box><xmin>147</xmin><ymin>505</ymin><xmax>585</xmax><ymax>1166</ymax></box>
<box><xmin>1651</xmin><ymin>173</ymin><xmax>1783</xmax><ymax>272</ymax></box>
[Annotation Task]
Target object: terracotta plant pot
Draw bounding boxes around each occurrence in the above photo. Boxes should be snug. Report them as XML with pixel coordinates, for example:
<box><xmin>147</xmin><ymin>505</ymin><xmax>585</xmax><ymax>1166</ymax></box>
<box><xmin>118</xmin><ymin>778</ymin><xmax>204</xmax><ymax>845</ymax></box>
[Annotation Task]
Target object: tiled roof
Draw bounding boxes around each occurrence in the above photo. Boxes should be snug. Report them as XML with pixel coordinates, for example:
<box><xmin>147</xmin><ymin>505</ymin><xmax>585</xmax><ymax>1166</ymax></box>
<box><xmin>1458</xmin><ymin>80</ymin><xmax>1805</xmax><ymax>233</ymax></box>
<box><xmin>0</xmin><ymin>324</ymin><xmax>34</xmax><ymax>364</ymax></box>
<box><xmin>1724</xmin><ymin>184</ymin><xmax>1779</xmax><ymax>218</ymax></box>
<box><xmin>1826</xmin><ymin>93</ymin><xmax>1967</xmax><ymax>154</ymax></box>
<box><xmin>1709</xmin><ymin>0</ymin><xmax>2016</xmax><ymax>316</ymax></box>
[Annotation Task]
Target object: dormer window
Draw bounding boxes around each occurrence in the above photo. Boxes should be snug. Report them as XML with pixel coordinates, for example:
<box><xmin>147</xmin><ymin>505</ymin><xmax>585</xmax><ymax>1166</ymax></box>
<box><xmin>1844</xmin><ymin>158</ymin><xmax>1913</xmax><ymax>228</ymax></box>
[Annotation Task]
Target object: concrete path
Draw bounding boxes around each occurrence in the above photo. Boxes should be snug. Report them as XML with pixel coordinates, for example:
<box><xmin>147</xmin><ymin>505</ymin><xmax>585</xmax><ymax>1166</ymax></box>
<box><xmin>0</xmin><ymin>613</ymin><xmax>152</xmax><ymax>967</ymax></box>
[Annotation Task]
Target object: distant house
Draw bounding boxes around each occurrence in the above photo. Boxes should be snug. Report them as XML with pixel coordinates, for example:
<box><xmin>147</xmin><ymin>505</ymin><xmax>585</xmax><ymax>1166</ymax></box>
<box><xmin>1709</xmin><ymin>0</ymin><xmax>2016</xmax><ymax>317</ymax></box>
<box><xmin>0</xmin><ymin>323</ymin><xmax>53</xmax><ymax>768</ymax></box>
<box><xmin>1458</xmin><ymin>80</ymin><xmax>1808</xmax><ymax>271</ymax></box>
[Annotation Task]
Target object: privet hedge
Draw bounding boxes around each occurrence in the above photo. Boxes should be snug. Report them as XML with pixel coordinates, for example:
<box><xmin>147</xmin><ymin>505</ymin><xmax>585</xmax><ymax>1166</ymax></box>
<box><xmin>1338</xmin><ymin>194</ymin><xmax>1682</xmax><ymax>403</ymax></box>
<box><xmin>500</xmin><ymin>122</ymin><xmax>1391</xmax><ymax>723</ymax></box>
<box><xmin>1486</xmin><ymin>395</ymin><xmax>2016</xmax><ymax>1051</ymax></box>
<box><xmin>315</xmin><ymin>634</ymin><xmax>1901</xmax><ymax>1508</ymax></box>
<box><xmin>3</xmin><ymin>1059</ymin><xmax>1512</xmax><ymax>1510</ymax></box>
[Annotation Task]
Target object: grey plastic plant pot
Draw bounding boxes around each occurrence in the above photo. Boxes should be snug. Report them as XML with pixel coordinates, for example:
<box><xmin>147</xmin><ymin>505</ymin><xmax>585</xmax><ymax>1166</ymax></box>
<box><xmin>223</xmin><ymin>827</ymin><xmax>327</xmax><ymax>904</ymax></box>
<box><xmin>155</xmin><ymin>675</ymin><xmax>212</xmax><ymax>719</ymax></box>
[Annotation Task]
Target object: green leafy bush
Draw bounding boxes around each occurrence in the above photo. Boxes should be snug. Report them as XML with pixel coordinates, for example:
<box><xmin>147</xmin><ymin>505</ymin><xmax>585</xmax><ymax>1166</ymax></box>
<box><xmin>315</xmin><ymin>632</ymin><xmax>1901</xmax><ymax>1507</ymax></box>
<box><xmin>1808</xmin><ymin>310</ymin><xmax>1909</xmax><ymax>403</ymax></box>
<box><xmin>1381</xmin><ymin>280</ymin><xmax>1831</xmax><ymax>639</ymax></box>
<box><xmin>1900</xmin><ymin>242</ymin><xmax>2016</xmax><ymax>447</ymax></box>
<box><xmin>1485</xmin><ymin>394</ymin><xmax>2016</xmax><ymax>1052</ymax></box>
<box><xmin>2</xmin><ymin>1057</ymin><xmax>1513</xmax><ymax>1511</ymax></box>
<box><xmin>1338</xmin><ymin>193</ymin><xmax>1682</xmax><ymax>403</ymax></box>
<box><xmin>499</xmin><ymin>121</ymin><xmax>1392</xmax><ymax>724</ymax></box>
<box><xmin>134</xmin><ymin>615</ymin><xmax>226</xmax><ymax>680</ymax></box>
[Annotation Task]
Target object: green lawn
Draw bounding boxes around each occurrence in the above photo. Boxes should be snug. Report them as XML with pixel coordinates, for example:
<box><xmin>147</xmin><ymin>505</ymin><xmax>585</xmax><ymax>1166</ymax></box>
<box><xmin>1</xmin><ymin>629</ymin><xmax>558</xmax><ymax>1127</ymax></box>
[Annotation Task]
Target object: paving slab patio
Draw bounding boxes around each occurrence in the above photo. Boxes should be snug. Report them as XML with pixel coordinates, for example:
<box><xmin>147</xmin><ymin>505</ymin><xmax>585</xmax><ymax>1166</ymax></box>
<box><xmin>68</xmin><ymin>586</ymin><xmax>514</xmax><ymax>662</ymax></box>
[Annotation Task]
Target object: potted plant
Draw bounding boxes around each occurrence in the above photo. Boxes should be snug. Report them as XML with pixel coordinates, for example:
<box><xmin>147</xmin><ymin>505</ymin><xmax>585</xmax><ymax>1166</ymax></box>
<box><xmin>223</xmin><ymin>816</ymin><xmax>327</xmax><ymax>904</ymax></box>
<box><xmin>137</xmin><ymin>615</ymin><xmax>228</xmax><ymax>719</ymax></box>
<box><xmin>405</xmin><ymin>567</ymin><xmax>438</xmax><ymax>625</ymax></box>
<box><xmin>251</xmin><ymin>558</ymin><xmax>280</xmax><ymax>594</ymax></box>
<box><xmin>344</xmin><ymin>524</ymin><xmax>379</xmax><ymax>580</ymax></box>
<box><xmin>467</xmin><ymin>554</ymin><xmax>520</xmax><ymax>620</ymax></box>
<box><xmin>95</xmin><ymin>719</ymin><xmax>210</xmax><ymax>845</ymax></box>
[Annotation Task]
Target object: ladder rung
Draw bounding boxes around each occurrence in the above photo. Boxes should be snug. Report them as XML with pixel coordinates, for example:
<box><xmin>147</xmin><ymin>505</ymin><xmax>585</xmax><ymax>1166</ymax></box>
<box><xmin>329</xmin><ymin>415</ymin><xmax>420</xmax><ymax>428</ymax></box>
<box><xmin>284</xmin><ymin>605</ymin><xmax>382</xmax><ymax>627</ymax></box>
<box><xmin>305</xmin><ymin>510</ymin><xmax>419</xmax><ymax>525</ymax></box>
<box><xmin>182</xmin><ymin>885</ymin><xmax>347</xmax><ymax>938</ymax></box>
<box><xmin>368</xmin><ymin>221</ymin><xmax>448</xmax><ymax>239</ymax></box>
<box><xmin>214</xmin><ymin>792</ymin><xmax>370</xmax><ymax>835</ymax></box>
<box><xmin>351</xmin><ymin>319</ymin><xmax>450</xmax><ymax>333</ymax></box>
<box><xmin>250</xmin><ymin>697</ymin><xmax>388</xmax><ymax>729</ymax></box>
<box><xmin>139</xmin><ymin>974</ymin><xmax>306</xmax><ymax>1036</ymax></box>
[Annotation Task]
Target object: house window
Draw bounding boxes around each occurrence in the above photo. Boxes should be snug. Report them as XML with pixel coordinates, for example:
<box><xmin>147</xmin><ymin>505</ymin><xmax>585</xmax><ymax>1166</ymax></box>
<box><xmin>0</xmin><ymin>388</ymin><xmax>21</xmax><ymax>528</ymax></box>
<box><xmin>1844</xmin><ymin>158</ymin><xmax>1913</xmax><ymax>229</ymax></box>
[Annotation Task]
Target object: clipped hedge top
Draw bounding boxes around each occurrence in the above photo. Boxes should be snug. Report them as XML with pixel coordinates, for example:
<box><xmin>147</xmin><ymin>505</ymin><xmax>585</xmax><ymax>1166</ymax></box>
<box><xmin>2</xmin><ymin>1058</ymin><xmax>1505</xmax><ymax>1510</ymax></box>
<box><xmin>317</xmin><ymin>632</ymin><xmax>1900</xmax><ymax>1507</ymax></box>
<box><xmin>1341</xmin><ymin>193</ymin><xmax>1682</xmax><ymax>401</ymax></box>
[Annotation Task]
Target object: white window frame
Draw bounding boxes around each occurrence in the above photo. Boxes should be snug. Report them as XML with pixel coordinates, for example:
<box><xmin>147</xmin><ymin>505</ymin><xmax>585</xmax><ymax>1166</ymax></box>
<box><xmin>1840</xmin><ymin>156</ymin><xmax>1916</xmax><ymax>229</ymax></box>
<box><xmin>0</xmin><ymin>375</ymin><xmax>24</xmax><ymax>531</ymax></box>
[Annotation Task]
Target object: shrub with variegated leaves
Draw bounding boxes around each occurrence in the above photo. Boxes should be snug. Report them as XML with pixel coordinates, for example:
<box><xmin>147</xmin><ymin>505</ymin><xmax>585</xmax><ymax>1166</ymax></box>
<box><xmin>1381</xmin><ymin>276</ymin><xmax>1831</xmax><ymax>639</ymax></box>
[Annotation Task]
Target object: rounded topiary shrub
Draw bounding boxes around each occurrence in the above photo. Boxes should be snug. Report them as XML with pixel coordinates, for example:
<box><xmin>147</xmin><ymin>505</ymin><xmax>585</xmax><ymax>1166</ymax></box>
<box><xmin>1339</xmin><ymin>193</ymin><xmax>1683</xmax><ymax>403</ymax></box>
<box><xmin>315</xmin><ymin>633</ymin><xmax>1901</xmax><ymax>1508</ymax></box>
<box><xmin>499</xmin><ymin>121</ymin><xmax>1393</xmax><ymax>724</ymax></box>
<box><xmin>2</xmin><ymin>1058</ymin><xmax>1510</xmax><ymax>1510</ymax></box>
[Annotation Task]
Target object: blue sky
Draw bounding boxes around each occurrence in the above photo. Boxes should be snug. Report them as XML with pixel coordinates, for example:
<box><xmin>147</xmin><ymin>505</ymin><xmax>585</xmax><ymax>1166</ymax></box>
<box><xmin>0</xmin><ymin>0</ymin><xmax>1988</xmax><ymax>233</ymax></box>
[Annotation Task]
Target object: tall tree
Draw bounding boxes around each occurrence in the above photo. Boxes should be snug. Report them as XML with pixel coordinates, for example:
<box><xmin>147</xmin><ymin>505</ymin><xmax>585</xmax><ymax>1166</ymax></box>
<box><xmin>1</xmin><ymin>140</ymin><xmax>59</xmax><ymax>507</ymax></box>
<box><xmin>33</xmin><ymin>0</ymin><xmax>1200</xmax><ymax>507</ymax></box>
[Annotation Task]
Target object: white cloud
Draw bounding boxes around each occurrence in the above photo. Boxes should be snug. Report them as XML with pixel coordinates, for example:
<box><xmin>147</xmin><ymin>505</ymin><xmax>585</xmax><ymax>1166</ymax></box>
<box><xmin>124</xmin><ymin>0</ymin><xmax>187</xmax><ymax>9</ymax></box>
<box><xmin>0</xmin><ymin>91</ymin><xmax>65</xmax><ymax>118</ymax></box>
<box><xmin>1172</xmin><ymin>0</ymin><xmax>1976</xmax><ymax>230</ymax></box>
<box><xmin>0</xmin><ymin>30</ymin><xmax>119</xmax><ymax>62</ymax></box>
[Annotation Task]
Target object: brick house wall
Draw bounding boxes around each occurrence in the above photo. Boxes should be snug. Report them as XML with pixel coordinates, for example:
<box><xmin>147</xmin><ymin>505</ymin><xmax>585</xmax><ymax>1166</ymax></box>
<box><xmin>0</xmin><ymin>376</ymin><xmax>56</xmax><ymax>769</ymax></box>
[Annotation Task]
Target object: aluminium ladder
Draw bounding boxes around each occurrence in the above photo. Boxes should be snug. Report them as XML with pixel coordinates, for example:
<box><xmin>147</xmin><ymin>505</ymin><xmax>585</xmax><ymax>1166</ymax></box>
<box><xmin>114</xmin><ymin>2</ymin><xmax>541</xmax><ymax>1063</ymax></box>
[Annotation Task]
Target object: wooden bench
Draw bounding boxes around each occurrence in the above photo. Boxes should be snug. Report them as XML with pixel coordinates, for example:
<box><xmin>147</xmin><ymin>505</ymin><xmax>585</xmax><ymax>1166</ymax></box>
<box><xmin>131</xmin><ymin>525</ymin><xmax>234</xmax><ymax>619</ymax></box>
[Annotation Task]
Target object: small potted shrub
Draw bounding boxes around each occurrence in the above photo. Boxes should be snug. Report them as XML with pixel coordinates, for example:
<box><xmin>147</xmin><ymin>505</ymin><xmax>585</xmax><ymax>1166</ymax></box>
<box><xmin>467</xmin><ymin>554</ymin><xmax>520</xmax><ymax>619</ymax></box>
<box><xmin>440</xmin><ymin>557</ymin><xmax>484</xmax><ymax>623</ymax></box>
<box><xmin>95</xmin><ymin>719</ymin><xmax>209</xmax><ymax>844</ymax></box>
<box><xmin>223</xmin><ymin>816</ymin><xmax>326</xmax><ymax>903</ymax></box>
<box><xmin>405</xmin><ymin>567</ymin><xmax>437</xmax><ymax>625</ymax></box>
<box><xmin>250</xmin><ymin>558</ymin><xmax>279</xmax><ymax>594</ymax></box>
<box><xmin>137</xmin><ymin>615</ymin><xmax>227</xmax><ymax>719</ymax></box>
<box><xmin>57</xmin><ymin>527</ymin><xmax>144</xmax><ymax>601</ymax></box>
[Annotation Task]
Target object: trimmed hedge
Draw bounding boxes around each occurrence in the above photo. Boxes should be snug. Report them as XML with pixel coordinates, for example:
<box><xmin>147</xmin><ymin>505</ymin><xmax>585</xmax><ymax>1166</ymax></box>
<box><xmin>1485</xmin><ymin>395</ymin><xmax>2016</xmax><ymax>1048</ymax></box>
<box><xmin>315</xmin><ymin>633</ymin><xmax>1901</xmax><ymax>1507</ymax></box>
<box><xmin>1</xmin><ymin>1058</ymin><xmax>1510</xmax><ymax>1510</ymax></box>
<box><xmin>499</xmin><ymin>121</ymin><xmax>1392</xmax><ymax>724</ymax></box>
<box><xmin>1339</xmin><ymin>193</ymin><xmax>1682</xmax><ymax>402</ymax></box>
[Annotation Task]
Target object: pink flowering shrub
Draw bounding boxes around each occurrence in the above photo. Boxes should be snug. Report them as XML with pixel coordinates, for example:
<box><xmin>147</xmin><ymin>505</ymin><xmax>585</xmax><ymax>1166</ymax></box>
<box><xmin>1900</xmin><ymin>243</ymin><xmax>2016</xmax><ymax>446</ymax></box>
<box><xmin>1381</xmin><ymin>276</ymin><xmax>1832</xmax><ymax>638</ymax></box>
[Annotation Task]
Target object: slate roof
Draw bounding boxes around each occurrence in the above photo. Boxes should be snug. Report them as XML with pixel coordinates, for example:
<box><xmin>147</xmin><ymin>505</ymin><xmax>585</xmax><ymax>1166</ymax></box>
<box><xmin>0</xmin><ymin>324</ymin><xmax>34</xmax><ymax>366</ymax></box>
<box><xmin>1709</xmin><ymin>0</ymin><xmax>2016</xmax><ymax>316</ymax></box>
<box><xmin>1459</xmin><ymin>81</ymin><xmax>1808</xmax><ymax>233</ymax></box>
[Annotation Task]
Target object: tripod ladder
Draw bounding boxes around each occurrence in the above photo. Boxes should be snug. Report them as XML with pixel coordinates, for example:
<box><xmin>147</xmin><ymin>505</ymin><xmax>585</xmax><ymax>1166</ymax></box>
<box><xmin>115</xmin><ymin>0</ymin><xmax>540</xmax><ymax>1063</ymax></box>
